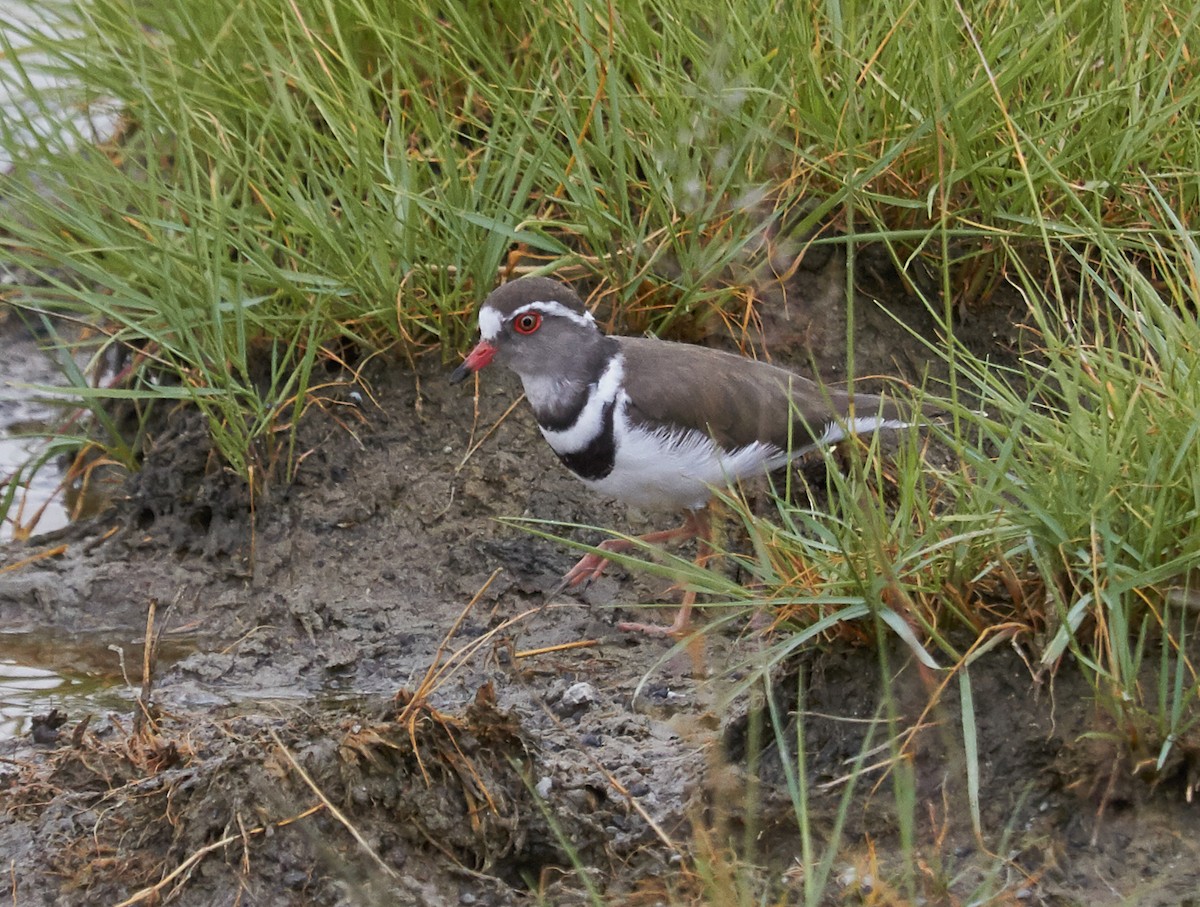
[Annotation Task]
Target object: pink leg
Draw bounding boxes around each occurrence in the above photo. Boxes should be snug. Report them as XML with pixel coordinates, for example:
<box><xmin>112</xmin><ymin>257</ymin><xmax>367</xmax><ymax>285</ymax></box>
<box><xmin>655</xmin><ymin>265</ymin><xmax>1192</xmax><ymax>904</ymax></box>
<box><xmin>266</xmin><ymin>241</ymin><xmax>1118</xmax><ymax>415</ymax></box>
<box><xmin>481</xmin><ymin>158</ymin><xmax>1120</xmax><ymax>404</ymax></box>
<box><xmin>616</xmin><ymin>588</ymin><xmax>698</xmax><ymax>638</ymax></box>
<box><xmin>617</xmin><ymin>509</ymin><xmax>713</xmax><ymax>638</ymax></box>
<box><xmin>557</xmin><ymin>515</ymin><xmax>703</xmax><ymax>589</ymax></box>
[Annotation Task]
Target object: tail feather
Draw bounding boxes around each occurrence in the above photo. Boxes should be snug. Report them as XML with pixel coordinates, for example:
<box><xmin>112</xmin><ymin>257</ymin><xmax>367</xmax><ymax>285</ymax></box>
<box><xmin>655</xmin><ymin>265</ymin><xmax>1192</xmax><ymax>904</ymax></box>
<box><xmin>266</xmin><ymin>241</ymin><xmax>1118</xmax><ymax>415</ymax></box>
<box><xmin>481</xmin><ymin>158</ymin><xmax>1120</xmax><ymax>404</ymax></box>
<box><xmin>814</xmin><ymin>414</ymin><xmax>918</xmax><ymax>447</ymax></box>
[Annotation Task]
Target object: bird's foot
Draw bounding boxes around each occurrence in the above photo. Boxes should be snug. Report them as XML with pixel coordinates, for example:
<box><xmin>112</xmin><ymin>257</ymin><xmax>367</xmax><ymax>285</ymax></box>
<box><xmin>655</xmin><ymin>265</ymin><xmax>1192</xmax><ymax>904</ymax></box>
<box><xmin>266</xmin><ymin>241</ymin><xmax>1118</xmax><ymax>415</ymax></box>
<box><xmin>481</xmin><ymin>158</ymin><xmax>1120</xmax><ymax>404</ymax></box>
<box><xmin>544</xmin><ymin>556</ymin><xmax>607</xmax><ymax>599</ymax></box>
<box><xmin>616</xmin><ymin>618</ymin><xmax>686</xmax><ymax>638</ymax></box>
<box><xmin>617</xmin><ymin>594</ymin><xmax>694</xmax><ymax>639</ymax></box>
<box><xmin>546</xmin><ymin>538</ymin><xmax>639</xmax><ymax>598</ymax></box>
<box><xmin>543</xmin><ymin>554</ymin><xmax>607</xmax><ymax>599</ymax></box>
<box><xmin>560</xmin><ymin>551</ymin><xmax>612</xmax><ymax>588</ymax></box>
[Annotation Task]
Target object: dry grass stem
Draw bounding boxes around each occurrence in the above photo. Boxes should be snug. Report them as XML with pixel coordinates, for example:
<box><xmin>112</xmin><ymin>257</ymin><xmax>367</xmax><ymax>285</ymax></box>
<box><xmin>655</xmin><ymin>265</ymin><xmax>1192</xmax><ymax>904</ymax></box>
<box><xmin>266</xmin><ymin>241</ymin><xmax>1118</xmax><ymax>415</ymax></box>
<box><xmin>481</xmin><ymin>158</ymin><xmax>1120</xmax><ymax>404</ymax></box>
<box><xmin>267</xmin><ymin>728</ymin><xmax>399</xmax><ymax>881</ymax></box>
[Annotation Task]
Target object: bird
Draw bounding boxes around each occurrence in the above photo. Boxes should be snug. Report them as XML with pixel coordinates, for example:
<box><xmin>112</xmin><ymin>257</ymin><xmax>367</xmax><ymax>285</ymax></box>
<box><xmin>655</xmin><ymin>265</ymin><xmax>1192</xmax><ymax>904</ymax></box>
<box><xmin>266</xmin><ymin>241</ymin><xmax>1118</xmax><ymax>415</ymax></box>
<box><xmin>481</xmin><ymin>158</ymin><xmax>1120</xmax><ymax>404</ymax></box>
<box><xmin>451</xmin><ymin>276</ymin><xmax>923</xmax><ymax>637</ymax></box>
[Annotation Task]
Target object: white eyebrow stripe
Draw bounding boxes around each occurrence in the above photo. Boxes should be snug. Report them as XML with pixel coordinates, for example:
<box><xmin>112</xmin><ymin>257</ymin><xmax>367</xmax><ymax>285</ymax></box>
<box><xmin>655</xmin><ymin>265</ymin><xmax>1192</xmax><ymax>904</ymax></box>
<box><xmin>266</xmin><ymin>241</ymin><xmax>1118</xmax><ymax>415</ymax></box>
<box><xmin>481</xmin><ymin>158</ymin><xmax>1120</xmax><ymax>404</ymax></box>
<box><xmin>477</xmin><ymin>299</ymin><xmax>595</xmax><ymax>341</ymax></box>
<box><xmin>510</xmin><ymin>299</ymin><xmax>596</xmax><ymax>328</ymax></box>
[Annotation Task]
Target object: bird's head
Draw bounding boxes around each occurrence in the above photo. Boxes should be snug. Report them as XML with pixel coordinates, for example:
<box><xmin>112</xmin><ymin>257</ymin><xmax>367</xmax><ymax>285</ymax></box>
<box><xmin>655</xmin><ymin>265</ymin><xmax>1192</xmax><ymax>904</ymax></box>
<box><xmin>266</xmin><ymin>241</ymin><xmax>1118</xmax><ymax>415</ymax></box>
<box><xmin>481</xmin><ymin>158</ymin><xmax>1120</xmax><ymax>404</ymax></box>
<box><xmin>450</xmin><ymin>277</ymin><xmax>602</xmax><ymax>384</ymax></box>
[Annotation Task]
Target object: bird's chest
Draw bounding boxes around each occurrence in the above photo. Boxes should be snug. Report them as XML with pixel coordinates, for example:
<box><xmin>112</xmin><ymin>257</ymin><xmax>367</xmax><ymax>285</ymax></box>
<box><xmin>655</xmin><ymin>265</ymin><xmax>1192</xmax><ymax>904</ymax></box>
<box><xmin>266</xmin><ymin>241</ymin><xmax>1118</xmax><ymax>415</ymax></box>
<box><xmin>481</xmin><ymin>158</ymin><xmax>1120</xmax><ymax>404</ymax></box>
<box><xmin>546</xmin><ymin>402</ymin><xmax>770</xmax><ymax>511</ymax></box>
<box><xmin>585</xmin><ymin>422</ymin><xmax>720</xmax><ymax>510</ymax></box>
<box><xmin>524</xmin><ymin>365</ymin><xmax>622</xmax><ymax>479</ymax></box>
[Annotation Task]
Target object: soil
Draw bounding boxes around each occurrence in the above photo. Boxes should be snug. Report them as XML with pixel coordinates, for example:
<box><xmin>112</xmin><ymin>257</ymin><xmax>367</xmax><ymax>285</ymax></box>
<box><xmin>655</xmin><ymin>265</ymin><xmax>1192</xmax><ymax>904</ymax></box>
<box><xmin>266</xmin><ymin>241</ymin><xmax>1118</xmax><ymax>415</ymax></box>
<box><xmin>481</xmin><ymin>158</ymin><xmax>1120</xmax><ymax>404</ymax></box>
<box><xmin>2</xmin><ymin>254</ymin><xmax>1199</xmax><ymax>906</ymax></box>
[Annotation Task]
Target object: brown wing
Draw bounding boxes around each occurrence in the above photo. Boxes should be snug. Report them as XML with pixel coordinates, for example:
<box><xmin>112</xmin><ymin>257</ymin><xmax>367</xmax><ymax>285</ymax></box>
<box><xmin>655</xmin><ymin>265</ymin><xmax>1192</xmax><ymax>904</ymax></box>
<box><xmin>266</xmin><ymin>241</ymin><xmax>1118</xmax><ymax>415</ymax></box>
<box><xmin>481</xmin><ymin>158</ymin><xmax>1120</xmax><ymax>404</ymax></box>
<box><xmin>617</xmin><ymin>336</ymin><xmax>896</xmax><ymax>452</ymax></box>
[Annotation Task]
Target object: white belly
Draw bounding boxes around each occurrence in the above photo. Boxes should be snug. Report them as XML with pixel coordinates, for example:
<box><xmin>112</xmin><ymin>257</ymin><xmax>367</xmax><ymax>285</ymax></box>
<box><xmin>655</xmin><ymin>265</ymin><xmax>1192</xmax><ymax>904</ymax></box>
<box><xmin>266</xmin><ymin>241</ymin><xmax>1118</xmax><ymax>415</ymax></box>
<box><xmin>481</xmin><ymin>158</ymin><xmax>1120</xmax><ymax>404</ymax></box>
<box><xmin>580</xmin><ymin>410</ymin><xmax>789</xmax><ymax>511</ymax></box>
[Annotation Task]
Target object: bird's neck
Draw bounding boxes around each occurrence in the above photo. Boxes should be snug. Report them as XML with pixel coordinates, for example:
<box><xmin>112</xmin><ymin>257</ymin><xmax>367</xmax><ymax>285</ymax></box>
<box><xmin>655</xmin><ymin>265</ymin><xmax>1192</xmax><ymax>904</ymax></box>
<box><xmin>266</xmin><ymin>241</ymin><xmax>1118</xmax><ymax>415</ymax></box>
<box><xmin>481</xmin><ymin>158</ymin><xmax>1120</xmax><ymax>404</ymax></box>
<box><xmin>517</xmin><ymin>336</ymin><xmax>619</xmax><ymax>431</ymax></box>
<box><xmin>521</xmin><ymin>373</ymin><xmax>588</xmax><ymax>418</ymax></box>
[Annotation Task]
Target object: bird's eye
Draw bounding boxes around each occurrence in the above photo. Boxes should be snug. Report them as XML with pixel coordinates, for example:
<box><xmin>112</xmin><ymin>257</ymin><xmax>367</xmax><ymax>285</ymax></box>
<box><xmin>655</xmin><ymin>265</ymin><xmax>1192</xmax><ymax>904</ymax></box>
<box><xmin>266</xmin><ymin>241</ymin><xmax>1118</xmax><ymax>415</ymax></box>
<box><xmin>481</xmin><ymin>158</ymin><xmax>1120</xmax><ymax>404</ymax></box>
<box><xmin>513</xmin><ymin>312</ymin><xmax>542</xmax><ymax>335</ymax></box>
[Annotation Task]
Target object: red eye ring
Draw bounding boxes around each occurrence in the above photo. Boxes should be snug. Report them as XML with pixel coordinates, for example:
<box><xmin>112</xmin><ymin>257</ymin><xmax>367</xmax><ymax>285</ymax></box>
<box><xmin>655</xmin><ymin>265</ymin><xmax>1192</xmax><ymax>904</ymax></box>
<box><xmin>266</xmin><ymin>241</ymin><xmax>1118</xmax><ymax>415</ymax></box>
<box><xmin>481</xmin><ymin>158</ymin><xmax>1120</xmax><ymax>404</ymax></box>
<box><xmin>513</xmin><ymin>312</ymin><xmax>542</xmax><ymax>335</ymax></box>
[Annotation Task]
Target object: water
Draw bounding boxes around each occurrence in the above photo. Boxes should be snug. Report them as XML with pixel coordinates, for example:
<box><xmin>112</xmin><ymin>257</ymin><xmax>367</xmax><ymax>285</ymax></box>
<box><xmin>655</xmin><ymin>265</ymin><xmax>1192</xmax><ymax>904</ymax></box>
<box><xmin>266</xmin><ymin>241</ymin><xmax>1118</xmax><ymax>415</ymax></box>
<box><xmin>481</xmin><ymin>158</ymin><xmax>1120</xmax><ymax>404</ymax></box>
<box><xmin>0</xmin><ymin>632</ymin><xmax>137</xmax><ymax>740</ymax></box>
<box><xmin>0</xmin><ymin>435</ymin><xmax>69</xmax><ymax>540</ymax></box>
<box><xmin>0</xmin><ymin>658</ymin><xmax>129</xmax><ymax>740</ymax></box>
<box><xmin>0</xmin><ymin>319</ymin><xmax>74</xmax><ymax>541</ymax></box>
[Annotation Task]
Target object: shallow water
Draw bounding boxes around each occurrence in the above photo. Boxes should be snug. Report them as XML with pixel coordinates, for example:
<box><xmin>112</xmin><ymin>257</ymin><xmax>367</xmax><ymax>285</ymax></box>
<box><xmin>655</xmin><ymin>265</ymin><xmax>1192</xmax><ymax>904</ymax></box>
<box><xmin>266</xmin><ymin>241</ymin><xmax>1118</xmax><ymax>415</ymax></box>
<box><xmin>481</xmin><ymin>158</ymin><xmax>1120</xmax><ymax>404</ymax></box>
<box><xmin>0</xmin><ymin>658</ymin><xmax>129</xmax><ymax>740</ymax></box>
<box><xmin>0</xmin><ymin>631</ymin><xmax>135</xmax><ymax>740</ymax></box>
<box><xmin>0</xmin><ymin>434</ymin><xmax>68</xmax><ymax>540</ymax></box>
<box><xmin>0</xmin><ymin>317</ymin><xmax>74</xmax><ymax>541</ymax></box>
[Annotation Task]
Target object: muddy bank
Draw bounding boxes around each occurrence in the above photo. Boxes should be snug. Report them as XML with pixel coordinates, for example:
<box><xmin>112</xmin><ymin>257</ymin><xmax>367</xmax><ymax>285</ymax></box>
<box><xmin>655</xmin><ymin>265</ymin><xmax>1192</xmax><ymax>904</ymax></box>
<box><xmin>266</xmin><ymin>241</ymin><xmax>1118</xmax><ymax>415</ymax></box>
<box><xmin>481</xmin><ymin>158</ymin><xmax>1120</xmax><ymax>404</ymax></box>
<box><xmin>2</xmin><ymin>263</ymin><xmax>1199</xmax><ymax>905</ymax></box>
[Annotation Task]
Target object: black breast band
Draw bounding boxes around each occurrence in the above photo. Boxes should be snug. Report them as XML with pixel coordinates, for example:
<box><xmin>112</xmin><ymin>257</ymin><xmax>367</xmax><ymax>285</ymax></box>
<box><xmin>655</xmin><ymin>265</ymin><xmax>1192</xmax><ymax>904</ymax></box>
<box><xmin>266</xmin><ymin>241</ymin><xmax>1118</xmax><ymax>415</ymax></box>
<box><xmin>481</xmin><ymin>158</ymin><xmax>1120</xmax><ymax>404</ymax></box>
<box><xmin>548</xmin><ymin>397</ymin><xmax>616</xmax><ymax>481</ymax></box>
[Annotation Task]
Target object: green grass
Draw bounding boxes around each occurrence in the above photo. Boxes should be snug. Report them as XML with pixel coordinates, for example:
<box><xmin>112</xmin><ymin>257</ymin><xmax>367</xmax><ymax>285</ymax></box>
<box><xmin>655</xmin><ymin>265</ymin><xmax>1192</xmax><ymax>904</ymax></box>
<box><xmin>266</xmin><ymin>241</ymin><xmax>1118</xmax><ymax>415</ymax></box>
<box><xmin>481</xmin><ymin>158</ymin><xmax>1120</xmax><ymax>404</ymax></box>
<box><xmin>643</xmin><ymin>228</ymin><xmax>1200</xmax><ymax>899</ymax></box>
<box><xmin>3</xmin><ymin>0</ymin><xmax>1200</xmax><ymax>902</ymax></box>
<box><xmin>1</xmin><ymin>0</ymin><xmax>1197</xmax><ymax>472</ymax></box>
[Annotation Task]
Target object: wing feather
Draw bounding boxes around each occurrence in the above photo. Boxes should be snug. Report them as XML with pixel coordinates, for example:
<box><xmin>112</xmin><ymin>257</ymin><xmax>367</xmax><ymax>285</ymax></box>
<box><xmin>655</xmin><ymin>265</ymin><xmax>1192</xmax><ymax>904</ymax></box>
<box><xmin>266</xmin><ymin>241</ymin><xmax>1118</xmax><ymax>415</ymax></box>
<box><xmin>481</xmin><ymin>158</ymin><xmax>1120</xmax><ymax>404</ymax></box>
<box><xmin>616</xmin><ymin>337</ymin><xmax>904</xmax><ymax>453</ymax></box>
